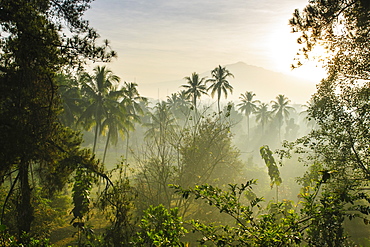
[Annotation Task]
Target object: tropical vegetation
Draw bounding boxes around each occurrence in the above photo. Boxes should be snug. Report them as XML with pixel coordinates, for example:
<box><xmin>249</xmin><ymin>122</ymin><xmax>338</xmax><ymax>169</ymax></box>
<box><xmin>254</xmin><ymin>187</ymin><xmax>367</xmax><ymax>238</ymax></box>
<box><xmin>0</xmin><ymin>0</ymin><xmax>369</xmax><ymax>246</ymax></box>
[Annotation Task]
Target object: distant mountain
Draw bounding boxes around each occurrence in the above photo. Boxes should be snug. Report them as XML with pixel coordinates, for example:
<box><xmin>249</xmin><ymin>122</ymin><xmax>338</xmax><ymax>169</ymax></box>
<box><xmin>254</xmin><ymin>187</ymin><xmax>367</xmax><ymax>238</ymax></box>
<box><xmin>139</xmin><ymin>62</ymin><xmax>318</xmax><ymax>104</ymax></box>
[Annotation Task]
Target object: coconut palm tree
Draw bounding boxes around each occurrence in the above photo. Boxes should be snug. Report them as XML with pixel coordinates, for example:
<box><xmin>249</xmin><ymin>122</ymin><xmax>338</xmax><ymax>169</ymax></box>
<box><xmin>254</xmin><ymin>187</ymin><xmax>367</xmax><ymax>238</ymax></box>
<box><xmin>122</xmin><ymin>82</ymin><xmax>147</xmax><ymax>116</ymax></box>
<box><xmin>145</xmin><ymin>102</ymin><xmax>177</xmax><ymax>142</ymax></box>
<box><xmin>237</xmin><ymin>91</ymin><xmax>260</xmax><ymax>139</ymax></box>
<box><xmin>182</xmin><ymin>72</ymin><xmax>208</xmax><ymax>115</ymax></box>
<box><xmin>167</xmin><ymin>90</ymin><xmax>191</xmax><ymax>120</ymax></box>
<box><xmin>271</xmin><ymin>94</ymin><xmax>294</xmax><ymax>140</ymax></box>
<box><xmin>78</xmin><ymin>66</ymin><xmax>121</xmax><ymax>153</ymax></box>
<box><xmin>56</xmin><ymin>74</ymin><xmax>82</xmax><ymax>128</ymax></box>
<box><xmin>92</xmin><ymin>81</ymin><xmax>146</xmax><ymax>164</ymax></box>
<box><xmin>121</xmin><ymin>82</ymin><xmax>147</xmax><ymax>167</ymax></box>
<box><xmin>207</xmin><ymin>65</ymin><xmax>234</xmax><ymax>113</ymax></box>
<box><xmin>100</xmin><ymin>90</ymin><xmax>126</xmax><ymax>163</ymax></box>
<box><xmin>255</xmin><ymin>103</ymin><xmax>272</xmax><ymax>135</ymax></box>
<box><xmin>121</xmin><ymin>81</ymin><xmax>147</xmax><ymax>137</ymax></box>
<box><xmin>299</xmin><ymin>99</ymin><xmax>316</xmax><ymax>130</ymax></box>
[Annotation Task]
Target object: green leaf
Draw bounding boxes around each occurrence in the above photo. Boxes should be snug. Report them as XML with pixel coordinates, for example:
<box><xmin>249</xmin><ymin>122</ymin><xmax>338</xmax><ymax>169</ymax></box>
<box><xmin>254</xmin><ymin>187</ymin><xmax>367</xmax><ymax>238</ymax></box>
<box><xmin>0</xmin><ymin>224</ymin><xmax>6</xmax><ymax>232</ymax></box>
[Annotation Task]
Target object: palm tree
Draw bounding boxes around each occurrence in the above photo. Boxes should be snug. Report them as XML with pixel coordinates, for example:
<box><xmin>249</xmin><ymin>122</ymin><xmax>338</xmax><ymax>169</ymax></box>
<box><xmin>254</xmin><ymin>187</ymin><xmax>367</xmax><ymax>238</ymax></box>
<box><xmin>255</xmin><ymin>103</ymin><xmax>272</xmax><ymax>135</ymax></box>
<box><xmin>300</xmin><ymin>99</ymin><xmax>316</xmax><ymax>130</ymax></box>
<box><xmin>207</xmin><ymin>65</ymin><xmax>234</xmax><ymax>113</ymax></box>
<box><xmin>122</xmin><ymin>82</ymin><xmax>147</xmax><ymax>116</ymax></box>
<box><xmin>78</xmin><ymin>66</ymin><xmax>121</xmax><ymax>153</ymax></box>
<box><xmin>100</xmin><ymin>91</ymin><xmax>126</xmax><ymax>163</ymax></box>
<box><xmin>121</xmin><ymin>82</ymin><xmax>147</xmax><ymax>167</ymax></box>
<box><xmin>121</xmin><ymin>82</ymin><xmax>147</xmax><ymax>136</ymax></box>
<box><xmin>57</xmin><ymin>74</ymin><xmax>82</xmax><ymax>128</ymax></box>
<box><xmin>93</xmin><ymin>82</ymin><xmax>146</xmax><ymax>164</ymax></box>
<box><xmin>167</xmin><ymin>90</ymin><xmax>191</xmax><ymax>119</ymax></box>
<box><xmin>182</xmin><ymin>72</ymin><xmax>208</xmax><ymax>115</ymax></box>
<box><xmin>237</xmin><ymin>91</ymin><xmax>260</xmax><ymax>139</ymax></box>
<box><xmin>271</xmin><ymin>94</ymin><xmax>294</xmax><ymax>140</ymax></box>
<box><xmin>145</xmin><ymin>102</ymin><xmax>177</xmax><ymax>141</ymax></box>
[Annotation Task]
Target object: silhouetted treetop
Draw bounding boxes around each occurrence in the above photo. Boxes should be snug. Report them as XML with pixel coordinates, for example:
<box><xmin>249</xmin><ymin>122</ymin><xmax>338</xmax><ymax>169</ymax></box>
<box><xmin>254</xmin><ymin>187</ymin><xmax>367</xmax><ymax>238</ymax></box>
<box><xmin>290</xmin><ymin>0</ymin><xmax>370</xmax><ymax>80</ymax></box>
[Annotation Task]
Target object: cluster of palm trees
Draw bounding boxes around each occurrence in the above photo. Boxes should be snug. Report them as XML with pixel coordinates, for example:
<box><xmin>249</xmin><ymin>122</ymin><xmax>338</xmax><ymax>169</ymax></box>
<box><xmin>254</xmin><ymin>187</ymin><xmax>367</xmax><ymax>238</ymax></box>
<box><xmin>178</xmin><ymin>65</ymin><xmax>294</xmax><ymax>141</ymax></box>
<box><xmin>59</xmin><ymin>64</ymin><xmax>295</xmax><ymax>164</ymax></box>
<box><xmin>58</xmin><ymin>66</ymin><xmax>146</xmax><ymax>163</ymax></box>
<box><xmin>181</xmin><ymin>65</ymin><xmax>234</xmax><ymax>114</ymax></box>
<box><xmin>237</xmin><ymin>92</ymin><xmax>293</xmax><ymax>140</ymax></box>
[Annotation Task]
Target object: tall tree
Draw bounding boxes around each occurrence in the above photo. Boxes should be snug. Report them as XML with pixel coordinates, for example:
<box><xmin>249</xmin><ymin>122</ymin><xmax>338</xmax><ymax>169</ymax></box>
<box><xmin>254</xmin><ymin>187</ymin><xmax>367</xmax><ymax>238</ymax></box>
<box><xmin>288</xmin><ymin>2</ymin><xmax>370</xmax><ymax>244</ymax></box>
<box><xmin>57</xmin><ymin>74</ymin><xmax>83</xmax><ymax>128</ymax></box>
<box><xmin>182</xmin><ymin>72</ymin><xmax>208</xmax><ymax>116</ymax></box>
<box><xmin>207</xmin><ymin>65</ymin><xmax>234</xmax><ymax>113</ymax></box>
<box><xmin>285</xmin><ymin>77</ymin><xmax>370</xmax><ymax>245</ymax></box>
<box><xmin>136</xmin><ymin>102</ymin><xmax>179</xmax><ymax>210</ymax></box>
<box><xmin>145</xmin><ymin>102</ymin><xmax>177</xmax><ymax>142</ymax></box>
<box><xmin>237</xmin><ymin>91</ymin><xmax>260</xmax><ymax>139</ymax></box>
<box><xmin>289</xmin><ymin>0</ymin><xmax>370</xmax><ymax>80</ymax></box>
<box><xmin>78</xmin><ymin>66</ymin><xmax>121</xmax><ymax>153</ymax></box>
<box><xmin>299</xmin><ymin>99</ymin><xmax>316</xmax><ymax>131</ymax></box>
<box><xmin>166</xmin><ymin>91</ymin><xmax>191</xmax><ymax>120</ymax></box>
<box><xmin>100</xmin><ymin>86</ymin><xmax>126</xmax><ymax>164</ymax></box>
<box><xmin>0</xmin><ymin>0</ymin><xmax>114</xmax><ymax>237</ymax></box>
<box><xmin>271</xmin><ymin>95</ymin><xmax>293</xmax><ymax>140</ymax></box>
<box><xmin>121</xmin><ymin>82</ymin><xmax>147</xmax><ymax>167</ymax></box>
<box><xmin>255</xmin><ymin>103</ymin><xmax>272</xmax><ymax>135</ymax></box>
<box><xmin>122</xmin><ymin>82</ymin><xmax>147</xmax><ymax>118</ymax></box>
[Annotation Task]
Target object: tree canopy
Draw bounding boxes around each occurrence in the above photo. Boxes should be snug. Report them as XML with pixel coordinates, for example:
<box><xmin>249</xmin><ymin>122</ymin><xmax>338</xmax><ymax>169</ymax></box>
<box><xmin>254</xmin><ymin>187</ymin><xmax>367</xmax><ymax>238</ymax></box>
<box><xmin>207</xmin><ymin>65</ymin><xmax>234</xmax><ymax>113</ymax></box>
<box><xmin>286</xmin><ymin>1</ymin><xmax>370</xmax><ymax>244</ymax></box>
<box><xmin>290</xmin><ymin>0</ymin><xmax>370</xmax><ymax>80</ymax></box>
<box><xmin>0</xmin><ymin>0</ymin><xmax>115</xmax><ymax>237</ymax></box>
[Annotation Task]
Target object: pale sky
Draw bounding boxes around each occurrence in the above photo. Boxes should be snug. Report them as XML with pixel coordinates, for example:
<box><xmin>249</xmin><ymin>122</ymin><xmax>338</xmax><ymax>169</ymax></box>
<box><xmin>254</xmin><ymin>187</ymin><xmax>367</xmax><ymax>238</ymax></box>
<box><xmin>84</xmin><ymin>0</ymin><xmax>326</xmax><ymax>100</ymax></box>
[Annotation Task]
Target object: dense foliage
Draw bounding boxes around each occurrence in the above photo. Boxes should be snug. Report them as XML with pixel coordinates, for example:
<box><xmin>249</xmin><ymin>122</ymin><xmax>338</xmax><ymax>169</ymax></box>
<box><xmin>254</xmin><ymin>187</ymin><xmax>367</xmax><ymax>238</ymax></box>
<box><xmin>0</xmin><ymin>0</ymin><xmax>113</xmax><ymax>243</ymax></box>
<box><xmin>290</xmin><ymin>0</ymin><xmax>370</xmax><ymax>80</ymax></box>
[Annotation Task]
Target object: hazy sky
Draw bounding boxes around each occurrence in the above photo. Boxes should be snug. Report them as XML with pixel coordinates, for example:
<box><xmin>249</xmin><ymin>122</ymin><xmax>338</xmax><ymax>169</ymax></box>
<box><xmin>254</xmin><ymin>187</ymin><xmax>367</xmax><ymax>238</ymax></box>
<box><xmin>84</xmin><ymin>0</ymin><xmax>326</xmax><ymax>96</ymax></box>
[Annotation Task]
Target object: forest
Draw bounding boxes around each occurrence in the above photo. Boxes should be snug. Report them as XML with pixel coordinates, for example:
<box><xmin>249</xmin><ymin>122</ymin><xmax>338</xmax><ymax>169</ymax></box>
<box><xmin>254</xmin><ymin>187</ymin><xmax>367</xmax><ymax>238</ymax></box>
<box><xmin>0</xmin><ymin>0</ymin><xmax>370</xmax><ymax>246</ymax></box>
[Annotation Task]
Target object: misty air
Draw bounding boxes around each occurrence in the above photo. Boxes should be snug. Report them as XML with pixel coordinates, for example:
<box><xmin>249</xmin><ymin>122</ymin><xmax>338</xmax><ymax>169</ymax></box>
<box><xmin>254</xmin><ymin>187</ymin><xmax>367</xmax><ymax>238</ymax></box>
<box><xmin>0</xmin><ymin>0</ymin><xmax>369</xmax><ymax>246</ymax></box>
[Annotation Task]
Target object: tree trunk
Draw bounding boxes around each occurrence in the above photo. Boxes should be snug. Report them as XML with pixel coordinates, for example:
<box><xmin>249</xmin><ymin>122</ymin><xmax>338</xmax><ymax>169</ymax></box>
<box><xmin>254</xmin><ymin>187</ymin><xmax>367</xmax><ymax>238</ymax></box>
<box><xmin>217</xmin><ymin>99</ymin><xmax>221</xmax><ymax>113</ymax></box>
<box><xmin>102</xmin><ymin>133</ymin><xmax>110</xmax><ymax>164</ymax></box>
<box><xmin>247</xmin><ymin>115</ymin><xmax>250</xmax><ymax>141</ymax></box>
<box><xmin>278</xmin><ymin>118</ymin><xmax>282</xmax><ymax>141</ymax></box>
<box><xmin>125</xmin><ymin>131</ymin><xmax>130</xmax><ymax>176</ymax></box>
<box><xmin>93</xmin><ymin>124</ymin><xmax>99</xmax><ymax>153</ymax></box>
<box><xmin>17</xmin><ymin>160</ymin><xmax>34</xmax><ymax>236</ymax></box>
<box><xmin>194</xmin><ymin>97</ymin><xmax>198</xmax><ymax>122</ymax></box>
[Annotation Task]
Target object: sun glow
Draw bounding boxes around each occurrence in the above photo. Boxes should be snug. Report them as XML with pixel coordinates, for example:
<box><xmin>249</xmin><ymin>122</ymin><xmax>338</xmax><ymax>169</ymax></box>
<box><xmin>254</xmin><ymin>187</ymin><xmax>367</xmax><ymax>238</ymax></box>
<box><xmin>289</xmin><ymin>62</ymin><xmax>327</xmax><ymax>83</ymax></box>
<box><xmin>265</xmin><ymin>25</ymin><xmax>328</xmax><ymax>83</ymax></box>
